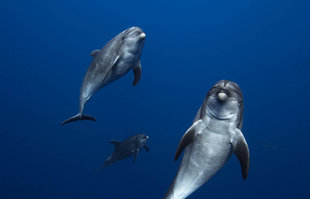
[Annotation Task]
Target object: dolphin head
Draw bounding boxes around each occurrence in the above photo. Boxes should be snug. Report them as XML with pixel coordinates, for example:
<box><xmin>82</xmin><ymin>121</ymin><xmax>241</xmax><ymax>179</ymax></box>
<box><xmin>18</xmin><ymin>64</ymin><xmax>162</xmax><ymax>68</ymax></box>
<box><xmin>121</xmin><ymin>27</ymin><xmax>145</xmax><ymax>54</ymax></box>
<box><xmin>205</xmin><ymin>80</ymin><xmax>243</xmax><ymax>120</ymax></box>
<box><xmin>136</xmin><ymin>134</ymin><xmax>149</xmax><ymax>147</ymax></box>
<box><xmin>123</xmin><ymin>27</ymin><xmax>145</xmax><ymax>39</ymax></box>
<box><xmin>138</xmin><ymin>134</ymin><xmax>149</xmax><ymax>142</ymax></box>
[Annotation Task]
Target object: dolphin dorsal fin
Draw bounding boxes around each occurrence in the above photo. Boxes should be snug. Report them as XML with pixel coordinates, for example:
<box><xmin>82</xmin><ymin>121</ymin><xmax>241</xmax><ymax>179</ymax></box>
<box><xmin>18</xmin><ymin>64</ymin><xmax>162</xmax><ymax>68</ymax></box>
<box><xmin>174</xmin><ymin>120</ymin><xmax>203</xmax><ymax>161</ymax></box>
<box><xmin>90</xmin><ymin>49</ymin><xmax>100</xmax><ymax>58</ymax></box>
<box><xmin>110</xmin><ymin>140</ymin><xmax>121</xmax><ymax>148</ymax></box>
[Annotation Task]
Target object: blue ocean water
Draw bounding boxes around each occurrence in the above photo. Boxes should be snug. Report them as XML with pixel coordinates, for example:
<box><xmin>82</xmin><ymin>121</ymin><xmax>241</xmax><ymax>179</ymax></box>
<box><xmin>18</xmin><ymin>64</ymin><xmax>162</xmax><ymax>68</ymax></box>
<box><xmin>1</xmin><ymin>0</ymin><xmax>310</xmax><ymax>198</ymax></box>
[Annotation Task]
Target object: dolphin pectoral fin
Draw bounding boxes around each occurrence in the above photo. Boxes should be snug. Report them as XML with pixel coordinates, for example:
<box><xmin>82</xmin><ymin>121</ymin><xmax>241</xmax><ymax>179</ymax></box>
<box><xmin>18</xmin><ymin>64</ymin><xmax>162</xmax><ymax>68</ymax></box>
<box><xmin>101</xmin><ymin>55</ymin><xmax>121</xmax><ymax>83</ymax></box>
<box><xmin>90</xmin><ymin>49</ymin><xmax>100</xmax><ymax>57</ymax></box>
<box><xmin>232</xmin><ymin>129</ymin><xmax>250</xmax><ymax>179</ymax></box>
<box><xmin>132</xmin><ymin>60</ymin><xmax>141</xmax><ymax>86</ymax></box>
<box><xmin>102</xmin><ymin>55</ymin><xmax>121</xmax><ymax>82</ymax></box>
<box><xmin>110</xmin><ymin>140</ymin><xmax>121</xmax><ymax>148</ymax></box>
<box><xmin>112</xmin><ymin>55</ymin><xmax>120</xmax><ymax>69</ymax></box>
<box><xmin>133</xmin><ymin>150</ymin><xmax>139</xmax><ymax>162</ymax></box>
<box><xmin>60</xmin><ymin>114</ymin><xmax>96</xmax><ymax>125</ymax></box>
<box><xmin>174</xmin><ymin>120</ymin><xmax>203</xmax><ymax>161</ymax></box>
<box><xmin>193</xmin><ymin>106</ymin><xmax>202</xmax><ymax>122</ymax></box>
<box><xmin>144</xmin><ymin>145</ymin><xmax>149</xmax><ymax>152</ymax></box>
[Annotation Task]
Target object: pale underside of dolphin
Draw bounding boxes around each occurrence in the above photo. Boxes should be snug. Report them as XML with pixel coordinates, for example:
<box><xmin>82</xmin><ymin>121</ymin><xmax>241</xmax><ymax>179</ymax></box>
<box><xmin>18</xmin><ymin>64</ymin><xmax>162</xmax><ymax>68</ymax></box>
<box><xmin>61</xmin><ymin>27</ymin><xmax>145</xmax><ymax>125</ymax></box>
<box><xmin>164</xmin><ymin>80</ymin><xmax>250</xmax><ymax>199</ymax></box>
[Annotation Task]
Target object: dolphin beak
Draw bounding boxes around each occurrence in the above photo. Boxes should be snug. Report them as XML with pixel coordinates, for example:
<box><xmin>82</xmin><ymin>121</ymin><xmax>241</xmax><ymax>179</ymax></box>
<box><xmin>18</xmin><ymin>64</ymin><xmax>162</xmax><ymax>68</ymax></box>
<box><xmin>140</xmin><ymin>32</ymin><xmax>146</xmax><ymax>39</ymax></box>
<box><xmin>217</xmin><ymin>92</ymin><xmax>228</xmax><ymax>102</ymax></box>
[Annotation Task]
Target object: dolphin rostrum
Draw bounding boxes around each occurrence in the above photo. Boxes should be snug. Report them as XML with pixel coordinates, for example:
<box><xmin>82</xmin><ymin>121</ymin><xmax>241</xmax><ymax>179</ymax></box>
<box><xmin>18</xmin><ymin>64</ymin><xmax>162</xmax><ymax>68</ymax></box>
<box><xmin>98</xmin><ymin>134</ymin><xmax>149</xmax><ymax>171</ymax></box>
<box><xmin>61</xmin><ymin>27</ymin><xmax>146</xmax><ymax>125</ymax></box>
<box><xmin>164</xmin><ymin>80</ymin><xmax>250</xmax><ymax>199</ymax></box>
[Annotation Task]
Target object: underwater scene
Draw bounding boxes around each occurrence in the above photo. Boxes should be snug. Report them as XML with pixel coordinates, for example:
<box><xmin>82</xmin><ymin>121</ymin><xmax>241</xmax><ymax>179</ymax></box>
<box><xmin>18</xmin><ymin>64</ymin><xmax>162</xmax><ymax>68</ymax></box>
<box><xmin>1</xmin><ymin>0</ymin><xmax>310</xmax><ymax>198</ymax></box>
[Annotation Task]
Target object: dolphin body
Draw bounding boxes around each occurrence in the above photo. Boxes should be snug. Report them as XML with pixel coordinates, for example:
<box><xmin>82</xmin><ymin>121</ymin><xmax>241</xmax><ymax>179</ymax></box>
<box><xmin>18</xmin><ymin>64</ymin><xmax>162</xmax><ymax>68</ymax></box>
<box><xmin>61</xmin><ymin>27</ymin><xmax>146</xmax><ymax>125</ymax></box>
<box><xmin>164</xmin><ymin>80</ymin><xmax>250</xmax><ymax>199</ymax></box>
<box><xmin>98</xmin><ymin>134</ymin><xmax>149</xmax><ymax>170</ymax></box>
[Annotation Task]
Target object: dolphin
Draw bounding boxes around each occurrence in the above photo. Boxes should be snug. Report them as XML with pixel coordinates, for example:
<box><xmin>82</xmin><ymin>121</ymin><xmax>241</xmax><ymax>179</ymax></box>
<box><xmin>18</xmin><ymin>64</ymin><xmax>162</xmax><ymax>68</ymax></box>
<box><xmin>98</xmin><ymin>134</ymin><xmax>149</xmax><ymax>171</ymax></box>
<box><xmin>164</xmin><ymin>80</ymin><xmax>250</xmax><ymax>199</ymax></box>
<box><xmin>61</xmin><ymin>27</ymin><xmax>146</xmax><ymax>125</ymax></box>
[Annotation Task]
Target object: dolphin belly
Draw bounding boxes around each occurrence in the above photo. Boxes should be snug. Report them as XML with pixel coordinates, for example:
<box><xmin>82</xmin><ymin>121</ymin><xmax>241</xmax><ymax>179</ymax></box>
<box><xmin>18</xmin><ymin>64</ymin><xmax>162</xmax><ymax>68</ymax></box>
<box><xmin>166</xmin><ymin>132</ymin><xmax>232</xmax><ymax>199</ymax></box>
<box><xmin>105</xmin><ymin>61</ymin><xmax>135</xmax><ymax>84</ymax></box>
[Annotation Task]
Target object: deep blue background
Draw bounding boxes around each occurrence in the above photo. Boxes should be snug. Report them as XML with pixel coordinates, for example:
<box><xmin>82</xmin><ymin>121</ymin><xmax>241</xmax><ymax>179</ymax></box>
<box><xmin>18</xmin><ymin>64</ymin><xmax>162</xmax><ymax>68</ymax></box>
<box><xmin>1</xmin><ymin>0</ymin><xmax>310</xmax><ymax>198</ymax></box>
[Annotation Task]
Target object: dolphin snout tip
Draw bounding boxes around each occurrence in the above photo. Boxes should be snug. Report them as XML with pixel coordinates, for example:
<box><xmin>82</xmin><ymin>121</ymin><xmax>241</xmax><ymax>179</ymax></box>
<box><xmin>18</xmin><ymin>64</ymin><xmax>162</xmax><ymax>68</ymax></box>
<box><xmin>217</xmin><ymin>92</ymin><xmax>228</xmax><ymax>102</ymax></box>
<box><xmin>140</xmin><ymin>32</ymin><xmax>146</xmax><ymax>39</ymax></box>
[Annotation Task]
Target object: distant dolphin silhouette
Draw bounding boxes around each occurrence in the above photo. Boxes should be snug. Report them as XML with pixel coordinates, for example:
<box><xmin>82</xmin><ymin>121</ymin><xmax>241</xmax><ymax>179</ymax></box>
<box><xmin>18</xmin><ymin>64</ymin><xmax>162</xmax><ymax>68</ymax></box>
<box><xmin>61</xmin><ymin>27</ymin><xmax>146</xmax><ymax>125</ymax></box>
<box><xmin>97</xmin><ymin>134</ymin><xmax>149</xmax><ymax>171</ymax></box>
<box><xmin>164</xmin><ymin>80</ymin><xmax>250</xmax><ymax>199</ymax></box>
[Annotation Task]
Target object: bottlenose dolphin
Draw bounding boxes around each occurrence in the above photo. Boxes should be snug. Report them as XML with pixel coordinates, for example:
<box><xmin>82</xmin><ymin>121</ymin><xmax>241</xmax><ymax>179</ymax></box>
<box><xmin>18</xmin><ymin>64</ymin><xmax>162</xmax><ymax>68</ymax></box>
<box><xmin>164</xmin><ymin>80</ymin><xmax>250</xmax><ymax>199</ymax></box>
<box><xmin>61</xmin><ymin>27</ymin><xmax>146</xmax><ymax>125</ymax></box>
<box><xmin>98</xmin><ymin>134</ymin><xmax>149</xmax><ymax>170</ymax></box>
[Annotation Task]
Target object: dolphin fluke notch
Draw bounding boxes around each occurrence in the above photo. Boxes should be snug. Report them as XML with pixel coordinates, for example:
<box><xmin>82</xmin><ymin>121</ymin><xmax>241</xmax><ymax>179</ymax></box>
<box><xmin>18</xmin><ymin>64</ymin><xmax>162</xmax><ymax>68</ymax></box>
<box><xmin>60</xmin><ymin>113</ymin><xmax>96</xmax><ymax>125</ymax></box>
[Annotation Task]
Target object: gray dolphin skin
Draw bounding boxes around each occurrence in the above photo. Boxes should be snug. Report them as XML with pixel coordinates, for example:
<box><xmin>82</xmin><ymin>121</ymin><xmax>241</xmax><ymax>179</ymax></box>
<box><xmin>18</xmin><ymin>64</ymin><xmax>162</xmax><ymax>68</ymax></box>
<box><xmin>164</xmin><ymin>80</ymin><xmax>250</xmax><ymax>199</ymax></box>
<box><xmin>98</xmin><ymin>134</ymin><xmax>149</xmax><ymax>171</ymax></box>
<box><xmin>61</xmin><ymin>27</ymin><xmax>146</xmax><ymax>125</ymax></box>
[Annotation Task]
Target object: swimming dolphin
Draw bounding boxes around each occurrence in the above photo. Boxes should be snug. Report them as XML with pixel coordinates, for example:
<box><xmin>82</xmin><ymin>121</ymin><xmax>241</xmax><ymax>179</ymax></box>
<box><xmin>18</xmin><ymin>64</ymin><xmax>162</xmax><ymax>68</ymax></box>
<box><xmin>164</xmin><ymin>80</ymin><xmax>250</xmax><ymax>199</ymax></box>
<box><xmin>61</xmin><ymin>27</ymin><xmax>146</xmax><ymax>125</ymax></box>
<box><xmin>98</xmin><ymin>134</ymin><xmax>149</xmax><ymax>170</ymax></box>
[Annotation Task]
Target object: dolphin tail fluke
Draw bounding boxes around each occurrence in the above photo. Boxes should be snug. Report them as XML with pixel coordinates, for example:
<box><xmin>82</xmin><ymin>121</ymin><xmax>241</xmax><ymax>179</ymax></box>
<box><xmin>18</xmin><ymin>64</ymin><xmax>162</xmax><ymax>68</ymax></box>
<box><xmin>60</xmin><ymin>113</ymin><xmax>96</xmax><ymax>125</ymax></box>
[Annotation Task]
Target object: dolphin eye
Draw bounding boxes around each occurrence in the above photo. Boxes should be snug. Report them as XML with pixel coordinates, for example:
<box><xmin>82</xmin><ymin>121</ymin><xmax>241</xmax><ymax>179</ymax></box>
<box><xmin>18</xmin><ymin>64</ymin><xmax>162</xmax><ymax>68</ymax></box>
<box><xmin>209</xmin><ymin>87</ymin><xmax>218</xmax><ymax>95</ymax></box>
<box><xmin>226</xmin><ymin>88</ymin><xmax>240</xmax><ymax>98</ymax></box>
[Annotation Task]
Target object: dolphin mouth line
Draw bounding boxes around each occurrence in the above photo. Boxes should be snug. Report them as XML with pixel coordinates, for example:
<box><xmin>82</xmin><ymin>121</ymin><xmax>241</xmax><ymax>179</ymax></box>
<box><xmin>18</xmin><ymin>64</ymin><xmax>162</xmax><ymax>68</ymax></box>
<box><xmin>206</xmin><ymin>105</ymin><xmax>234</xmax><ymax>120</ymax></box>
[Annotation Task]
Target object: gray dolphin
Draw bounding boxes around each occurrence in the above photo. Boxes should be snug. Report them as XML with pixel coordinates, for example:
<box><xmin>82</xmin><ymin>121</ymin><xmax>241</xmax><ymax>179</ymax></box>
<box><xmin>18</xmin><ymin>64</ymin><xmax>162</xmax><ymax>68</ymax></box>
<box><xmin>61</xmin><ymin>27</ymin><xmax>146</xmax><ymax>125</ymax></box>
<box><xmin>98</xmin><ymin>134</ymin><xmax>149</xmax><ymax>171</ymax></box>
<box><xmin>164</xmin><ymin>80</ymin><xmax>250</xmax><ymax>199</ymax></box>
